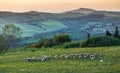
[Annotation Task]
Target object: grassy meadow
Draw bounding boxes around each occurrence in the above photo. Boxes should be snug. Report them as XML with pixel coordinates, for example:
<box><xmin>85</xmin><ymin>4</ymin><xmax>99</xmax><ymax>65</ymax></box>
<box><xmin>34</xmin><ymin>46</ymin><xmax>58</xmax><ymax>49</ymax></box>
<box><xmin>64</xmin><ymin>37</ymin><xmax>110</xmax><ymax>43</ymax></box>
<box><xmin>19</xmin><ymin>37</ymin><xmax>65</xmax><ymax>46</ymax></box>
<box><xmin>0</xmin><ymin>46</ymin><xmax>120</xmax><ymax>73</ymax></box>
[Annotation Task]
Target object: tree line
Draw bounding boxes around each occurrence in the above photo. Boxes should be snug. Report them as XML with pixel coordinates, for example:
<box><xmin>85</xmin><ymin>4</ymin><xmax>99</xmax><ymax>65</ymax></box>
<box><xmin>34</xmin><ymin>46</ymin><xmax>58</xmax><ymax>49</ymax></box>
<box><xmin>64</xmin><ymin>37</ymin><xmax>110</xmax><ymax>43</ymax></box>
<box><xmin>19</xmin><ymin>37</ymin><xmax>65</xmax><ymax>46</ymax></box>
<box><xmin>1</xmin><ymin>24</ymin><xmax>120</xmax><ymax>52</ymax></box>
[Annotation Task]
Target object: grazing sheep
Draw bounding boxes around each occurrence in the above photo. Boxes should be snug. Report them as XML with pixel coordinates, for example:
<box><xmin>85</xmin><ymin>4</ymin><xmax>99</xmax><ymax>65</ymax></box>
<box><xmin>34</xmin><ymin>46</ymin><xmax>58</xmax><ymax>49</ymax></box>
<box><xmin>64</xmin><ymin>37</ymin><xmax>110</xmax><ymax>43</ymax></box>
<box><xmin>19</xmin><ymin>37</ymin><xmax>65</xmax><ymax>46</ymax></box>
<box><xmin>70</xmin><ymin>54</ymin><xmax>78</xmax><ymax>59</ymax></box>
<box><xmin>40</xmin><ymin>57</ymin><xmax>46</xmax><ymax>62</ymax></box>
<box><xmin>79</xmin><ymin>53</ymin><xmax>84</xmax><ymax>58</ymax></box>
<box><xmin>87</xmin><ymin>53</ymin><xmax>92</xmax><ymax>57</ymax></box>
<box><xmin>61</xmin><ymin>54</ymin><xmax>69</xmax><ymax>59</ymax></box>
<box><xmin>70</xmin><ymin>54</ymin><xmax>75</xmax><ymax>59</ymax></box>
<box><xmin>55</xmin><ymin>55</ymin><xmax>58</xmax><ymax>59</ymax></box>
<box><xmin>65</xmin><ymin>55</ymin><xmax>69</xmax><ymax>59</ymax></box>
<box><xmin>40</xmin><ymin>55</ymin><xmax>48</xmax><ymax>62</ymax></box>
<box><xmin>31</xmin><ymin>57</ymin><xmax>37</xmax><ymax>62</ymax></box>
<box><xmin>83</xmin><ymin>53</ymin><xmax>88</xmax><ymax>58</ymax></box>
<box><xmin>100</xmin><ymin>59</ymin><xmax>104</xmax><ymax>62</ymax></box>
<box><xmin>24</xmin><ymin>58</ymin><xmax>32</xmax><ymax>62</ymax></box>
<box><xmin>90</xmin><ymin>55</ymin><xmax>96</xmax><ymax>60</ymax></box>
<box><xmin>24</xmin><ymin>57</ymin><xmax>37</xmax><ymax>62</ymax></box>
<box><xmin>24</xmin><ymin>52</ymin><xmax>99</xmax><ymax>62</ymax></box>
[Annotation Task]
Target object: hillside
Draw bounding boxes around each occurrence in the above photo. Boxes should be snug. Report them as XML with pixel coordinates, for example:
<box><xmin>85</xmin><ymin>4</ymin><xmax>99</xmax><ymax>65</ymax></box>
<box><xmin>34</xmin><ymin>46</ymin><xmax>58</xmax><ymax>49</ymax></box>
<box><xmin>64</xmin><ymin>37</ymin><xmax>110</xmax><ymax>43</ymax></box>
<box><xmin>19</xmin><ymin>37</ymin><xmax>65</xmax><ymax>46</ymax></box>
<box><xmin>0</xmin><ymin>46</ymin><xmax>120</xmax><ymax>73</ymax></box>
<box><xmin>0</xmin><ymin>8</ymin><xmax>120</xmax><ymax>45</ymax></box>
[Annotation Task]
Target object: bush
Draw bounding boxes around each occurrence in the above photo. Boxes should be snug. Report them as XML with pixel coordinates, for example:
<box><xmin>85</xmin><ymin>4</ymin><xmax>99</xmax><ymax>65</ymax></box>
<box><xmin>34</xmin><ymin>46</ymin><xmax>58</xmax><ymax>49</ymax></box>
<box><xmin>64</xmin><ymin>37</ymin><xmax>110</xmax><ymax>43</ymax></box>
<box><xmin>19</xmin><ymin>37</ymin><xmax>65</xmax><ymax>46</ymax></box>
<box><xmin>34</xmin><ymin>34</ymin><xmax>71</xmax><ymax>48</ymax></box>
<box><xmin>42</xmin><ymin>39</ymin><xmax>55</xmax><ymax>48</ymax></box>
<box><xmin>54</xmin><ymin>34</ymin><xmax>71</xmax><ymax>45</ymax></box>
<box><xmin>30</xmin><ymin>43</ymin><xmax>40</xmax><ymax>48</ymax></box>
<box><xmin>80</xmin><ymin>40</ymin><xmax>87</xmax><ymax>47</ymax></box>
<box><xmin>80</xmin><ymin>36</ymin><xmax>120</xmax><ymax>47</ymax></box>
<box><xmin>33</xmin><ymin>38</ymin><xmax>55</xmax><ymax>48</ymax></box>
<box><xmin>63</xmin><ymin>42</ymin><xmax>80</xmax><ymax>48</ymax></box>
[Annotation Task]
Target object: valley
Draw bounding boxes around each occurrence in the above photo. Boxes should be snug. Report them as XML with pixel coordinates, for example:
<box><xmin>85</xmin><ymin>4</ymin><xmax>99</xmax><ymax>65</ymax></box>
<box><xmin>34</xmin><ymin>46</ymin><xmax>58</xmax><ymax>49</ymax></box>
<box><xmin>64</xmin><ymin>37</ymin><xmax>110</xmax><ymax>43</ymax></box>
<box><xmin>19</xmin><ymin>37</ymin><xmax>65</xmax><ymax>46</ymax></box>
<box><xmin>0</xmin><ymin>8</ymin><xmax>120</xmax><ymax>45</ymax></box>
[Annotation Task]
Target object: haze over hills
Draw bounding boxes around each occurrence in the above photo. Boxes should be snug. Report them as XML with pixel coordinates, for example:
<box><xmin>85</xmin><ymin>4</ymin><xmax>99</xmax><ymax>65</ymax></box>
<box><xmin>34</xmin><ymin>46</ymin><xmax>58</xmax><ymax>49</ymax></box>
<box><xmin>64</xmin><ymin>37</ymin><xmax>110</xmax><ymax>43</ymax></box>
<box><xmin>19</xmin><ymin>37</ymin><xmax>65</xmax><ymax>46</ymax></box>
<box><xmin>0</xmin><ymin>8</ymin><xmax>120</xmax><ymax>45</ymax></box>
<box><xmin>65</xmin><ymin>8</ymin><xmax>96</xmax><ymax>14</ymax></box>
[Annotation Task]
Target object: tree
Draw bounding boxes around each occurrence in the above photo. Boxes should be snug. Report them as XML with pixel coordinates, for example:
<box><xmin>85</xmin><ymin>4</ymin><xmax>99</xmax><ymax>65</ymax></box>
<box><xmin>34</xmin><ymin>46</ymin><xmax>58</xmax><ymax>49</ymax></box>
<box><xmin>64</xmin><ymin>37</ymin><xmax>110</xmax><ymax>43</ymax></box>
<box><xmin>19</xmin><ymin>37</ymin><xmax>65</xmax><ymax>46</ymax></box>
<box><xmin>106</xmin><ymin>30</ymin><xmax>112</xmax><ymax>37</ymax></box>
<box><xmin>54</xmin><ymin>34</ymin><xmax>71</xmax><ymax>45</ymax></box>
<box><xmin>87</xmin><ymin>32</ymin><xmax>91</xmax><ymax>39</ymax></box>
<box><xmin>113</xmin><ymin>26</ymin><xmax>120</xmax><ymax>39</ymax></box>
<box><xmin>42</xmin><ymin>39</ymin><xmax>54</xmax><ymax>48</ymax></box>
<box><xmin>0</xmin><ymin>35</ymin><xmax>7</xmax><ymax>51</ymax></box>
<box><xmin>2</xmin><ymin>24</ymin><xmax>22</xmax><ymax>49</ymax></box>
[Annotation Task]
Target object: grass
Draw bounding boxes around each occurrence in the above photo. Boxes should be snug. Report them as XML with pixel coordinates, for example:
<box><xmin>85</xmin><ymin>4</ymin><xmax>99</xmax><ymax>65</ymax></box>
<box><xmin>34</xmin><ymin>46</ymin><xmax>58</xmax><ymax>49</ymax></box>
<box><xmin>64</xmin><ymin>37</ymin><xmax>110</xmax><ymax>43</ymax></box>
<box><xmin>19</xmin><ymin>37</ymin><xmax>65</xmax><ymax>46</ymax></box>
<box><xmin>0</xmin><ymin>46</ymin><xmax>120</xmax><ymax>73</ymax></box>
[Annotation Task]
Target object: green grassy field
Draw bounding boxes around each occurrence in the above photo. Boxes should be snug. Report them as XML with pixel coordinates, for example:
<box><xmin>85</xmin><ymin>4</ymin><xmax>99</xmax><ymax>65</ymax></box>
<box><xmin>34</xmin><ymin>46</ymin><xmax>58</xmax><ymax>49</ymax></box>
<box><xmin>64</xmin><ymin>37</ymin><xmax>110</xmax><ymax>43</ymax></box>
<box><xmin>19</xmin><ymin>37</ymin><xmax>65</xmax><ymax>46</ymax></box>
<box><xmin>0</xmin><ymin>46</ymin><xmax>120</xmax><ymax>73</ymax></box>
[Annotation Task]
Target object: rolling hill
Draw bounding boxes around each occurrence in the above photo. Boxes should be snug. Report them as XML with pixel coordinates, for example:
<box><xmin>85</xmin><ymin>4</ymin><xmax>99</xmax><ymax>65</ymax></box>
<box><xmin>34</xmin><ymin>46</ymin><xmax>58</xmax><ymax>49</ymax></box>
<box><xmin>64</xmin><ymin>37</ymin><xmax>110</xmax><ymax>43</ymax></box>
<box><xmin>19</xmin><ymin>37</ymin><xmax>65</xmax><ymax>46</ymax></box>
<box><xmin>0</xmin><ymin>8</ymin><xmax>120</xmax><ymax>45</ymax></box>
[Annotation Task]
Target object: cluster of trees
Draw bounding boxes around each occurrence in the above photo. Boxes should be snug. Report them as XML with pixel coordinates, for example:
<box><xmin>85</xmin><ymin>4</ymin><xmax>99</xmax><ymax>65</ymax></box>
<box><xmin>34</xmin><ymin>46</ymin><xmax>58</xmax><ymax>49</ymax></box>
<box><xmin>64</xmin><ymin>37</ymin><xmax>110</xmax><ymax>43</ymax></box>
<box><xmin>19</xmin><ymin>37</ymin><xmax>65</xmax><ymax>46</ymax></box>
<box><xmin>105</xmin><ymin>26</ymin><xmax>120</xmax><ymax>39</ymax></box>
<box><xmin>0</xmin><ymin>24</ymin><xmax>22</xmax><ymax>52</ymax></box>
<box><xmin>32</xmin><ymin>34</ymin><xmax>71</xmax><ymax>48</ymax></box>
<box><xmin>81</xmin><ymin>36</ymin><xmax>120</xmax><ymax>47</ymax></box>
<box><xmin>80</xmin><ymin>26</ymin><xmax>120</xmax><ymax>47</ymax></box>
<box><xmin>87</xmin><ymin>26</ymin><xmax>120</xmax><ymax>40</ymax></box>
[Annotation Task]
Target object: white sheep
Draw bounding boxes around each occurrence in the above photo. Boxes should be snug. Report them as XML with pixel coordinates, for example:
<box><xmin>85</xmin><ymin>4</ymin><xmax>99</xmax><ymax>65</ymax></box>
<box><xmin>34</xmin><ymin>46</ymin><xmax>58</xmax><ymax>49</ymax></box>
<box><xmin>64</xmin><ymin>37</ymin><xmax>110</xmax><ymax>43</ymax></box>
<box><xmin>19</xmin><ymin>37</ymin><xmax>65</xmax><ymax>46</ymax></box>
<box><xmin>24</xmin><ymin>58</ymin><xmax>32</xmax><ymax>62</ymax></box>
<box><xmin>90</xmin><ymin>55</ymin><xmax>96</xmax><ymax>60</ymax></box>
<box><xmin>55</xmin><ymin>55</ymin><xmax>58</xmax><ymax>60</ymax></box>
<box><xmin>79</xmin><ymin>53</ymin><xmax>84</xmax><ymax>58</ymax></box>
<box><xmin>83</xmin><ymin>53</ymin><xmax>88</xmax><ymax>58</ymax></box>
<box><xmin>61</xmin><ymin>54</ymin><xmax>69</xmax><ymax>59</ymax></box>
<box><xmin>40</xmin><ymin>55</ymin><xmax>48</xmax><ymax>62</ymax></box>
<box><xmin>100</xmin><ymin>59</ymin><xmax>104</xmax><ymax>62</ymax></box>
<box><xmin>70</xmin><ymin>54</ymin><xmax>78</xmax><ymax>59</ymax></box>
<box><xmin>31</xmin><ymin>57</ymin><xmax>37</xmax><ymax>61</ymax></box>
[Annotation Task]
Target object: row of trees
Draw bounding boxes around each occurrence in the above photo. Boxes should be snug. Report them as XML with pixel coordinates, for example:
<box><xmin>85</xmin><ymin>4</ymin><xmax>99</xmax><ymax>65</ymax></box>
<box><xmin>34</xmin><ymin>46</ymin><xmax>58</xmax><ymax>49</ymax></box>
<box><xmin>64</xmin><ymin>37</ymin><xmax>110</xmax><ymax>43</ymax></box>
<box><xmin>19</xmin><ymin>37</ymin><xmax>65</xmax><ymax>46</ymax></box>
<box><xmin>0</xmin><ymin>24</ymin><xmax>22</xmax><ymax>52</ymax></box>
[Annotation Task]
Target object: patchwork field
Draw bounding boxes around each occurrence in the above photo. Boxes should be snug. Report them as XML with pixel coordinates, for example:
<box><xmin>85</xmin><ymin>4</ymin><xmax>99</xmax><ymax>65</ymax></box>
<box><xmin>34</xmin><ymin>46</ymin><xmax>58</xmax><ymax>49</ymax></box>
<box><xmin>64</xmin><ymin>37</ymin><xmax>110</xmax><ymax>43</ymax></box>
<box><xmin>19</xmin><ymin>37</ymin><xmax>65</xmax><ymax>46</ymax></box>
<box><xmin>0</xmin><ymin>46</ymin><xmax>120</xmax><ymax>73</ymax></box>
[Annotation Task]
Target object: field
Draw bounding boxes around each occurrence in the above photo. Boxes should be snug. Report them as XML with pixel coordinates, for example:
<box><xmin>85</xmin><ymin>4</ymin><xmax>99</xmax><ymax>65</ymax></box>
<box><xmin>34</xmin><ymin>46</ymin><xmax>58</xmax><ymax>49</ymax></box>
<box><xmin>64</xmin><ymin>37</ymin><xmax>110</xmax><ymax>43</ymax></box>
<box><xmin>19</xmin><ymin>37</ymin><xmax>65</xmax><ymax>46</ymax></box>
<box><xmin>0</xmin><ymin>46</ymin><xmax>120</xmax><ymax>73</ymax></box>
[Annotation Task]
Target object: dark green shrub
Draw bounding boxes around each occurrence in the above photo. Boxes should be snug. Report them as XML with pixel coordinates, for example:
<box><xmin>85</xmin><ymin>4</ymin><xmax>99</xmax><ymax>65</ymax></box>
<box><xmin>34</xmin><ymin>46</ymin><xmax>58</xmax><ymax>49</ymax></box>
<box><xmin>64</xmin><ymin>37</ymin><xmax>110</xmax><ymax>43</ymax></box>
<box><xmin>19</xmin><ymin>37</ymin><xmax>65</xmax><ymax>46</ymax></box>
<box><xmin>30</xmin><ymin>49</ymin><xmax>36</xmax><ymax>52</ymax></box>
<box><xmin>42</xmin><ymin>39</ymin><xmax>55</xmax><ymax>48</ymax></box>
<box><xmin>33</xmin><ymin>38</ymin><xmax>55</xmax><ymax>48</ymax></box>
<box><xmin>54</xmin><ymin>34</ymin><xmax>71</xmax><ymax>45</ymax></box>
<box><xmin>30</xmin><ymin>43</ymin><xmax>40</xmax><ymax>48</ymax></box>
<box><xmin>80</xmin><ymin>40</ymin><xmax>87</xmax><ymax>47</ymax></box>
<box><xmin>63</xmin><ymin>42</ymin><xmax>80</xmax><ymax>48</ymax></box>
<box><xmin>80</xmin><ymin>36</ymin><xmax>120</xmax><ymax>47</ymax></box>
<box><xmin>38</xmin><ymin>36</ymin><xmax>46</xmax><ymax>48</ymax></box>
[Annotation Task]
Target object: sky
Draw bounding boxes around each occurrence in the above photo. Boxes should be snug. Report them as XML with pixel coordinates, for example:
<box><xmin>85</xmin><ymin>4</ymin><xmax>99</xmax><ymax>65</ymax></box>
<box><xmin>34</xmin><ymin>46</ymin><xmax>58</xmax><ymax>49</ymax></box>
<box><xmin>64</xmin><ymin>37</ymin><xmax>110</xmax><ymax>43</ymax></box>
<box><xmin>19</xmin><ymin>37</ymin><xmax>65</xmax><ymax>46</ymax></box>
<box><xmin>0</xmin><ymin>0</ymin><xmax>120</xmax><ymax>13</ymax></box>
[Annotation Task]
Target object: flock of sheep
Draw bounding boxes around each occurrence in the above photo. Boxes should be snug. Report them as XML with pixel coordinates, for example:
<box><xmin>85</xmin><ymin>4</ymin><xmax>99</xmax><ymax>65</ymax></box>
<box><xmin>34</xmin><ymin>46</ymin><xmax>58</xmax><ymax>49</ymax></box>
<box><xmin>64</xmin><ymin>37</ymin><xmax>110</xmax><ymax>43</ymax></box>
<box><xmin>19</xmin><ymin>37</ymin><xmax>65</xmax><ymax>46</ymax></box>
<box><xmin>24</xmin><ymin>53</ymin><xmax>99</xmax><ymax>62</ymax></box>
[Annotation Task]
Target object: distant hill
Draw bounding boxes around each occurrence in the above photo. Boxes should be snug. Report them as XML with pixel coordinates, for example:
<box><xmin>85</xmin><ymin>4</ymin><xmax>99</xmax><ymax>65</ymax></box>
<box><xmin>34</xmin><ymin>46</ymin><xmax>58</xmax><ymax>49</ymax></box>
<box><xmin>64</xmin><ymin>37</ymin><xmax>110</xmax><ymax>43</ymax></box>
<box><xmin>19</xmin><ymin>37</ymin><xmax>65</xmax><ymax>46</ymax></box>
<box><xmin>65</xmin><ymin>8</ymin><xmax>96</xmax><ymax>14</ymax></box>
<box><xmin>0</xmin><ymin>8</ymin><xmax>120</xmax><ymax>46</ymax></box>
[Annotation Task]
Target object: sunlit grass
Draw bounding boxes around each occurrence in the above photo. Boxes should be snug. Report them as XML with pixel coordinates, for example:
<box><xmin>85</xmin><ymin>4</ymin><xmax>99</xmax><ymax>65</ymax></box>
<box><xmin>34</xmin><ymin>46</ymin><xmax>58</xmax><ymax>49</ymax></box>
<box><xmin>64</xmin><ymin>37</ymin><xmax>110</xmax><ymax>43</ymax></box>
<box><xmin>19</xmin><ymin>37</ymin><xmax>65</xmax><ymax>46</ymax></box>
<box><xmin>0</xmin><ymin>46</ymin><xmax>120</xmax><ymax>73</ymax></box>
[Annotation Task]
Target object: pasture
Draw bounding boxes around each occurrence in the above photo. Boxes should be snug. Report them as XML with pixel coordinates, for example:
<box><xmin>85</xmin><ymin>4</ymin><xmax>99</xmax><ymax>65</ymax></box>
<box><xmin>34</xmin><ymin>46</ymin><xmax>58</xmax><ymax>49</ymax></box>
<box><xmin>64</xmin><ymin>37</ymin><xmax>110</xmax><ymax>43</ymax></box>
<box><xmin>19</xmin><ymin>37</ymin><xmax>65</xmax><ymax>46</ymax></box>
<box><xmin>0</xmin><ymin>46</ymin><xmax>120</xmax><ymax>73</ymax></box>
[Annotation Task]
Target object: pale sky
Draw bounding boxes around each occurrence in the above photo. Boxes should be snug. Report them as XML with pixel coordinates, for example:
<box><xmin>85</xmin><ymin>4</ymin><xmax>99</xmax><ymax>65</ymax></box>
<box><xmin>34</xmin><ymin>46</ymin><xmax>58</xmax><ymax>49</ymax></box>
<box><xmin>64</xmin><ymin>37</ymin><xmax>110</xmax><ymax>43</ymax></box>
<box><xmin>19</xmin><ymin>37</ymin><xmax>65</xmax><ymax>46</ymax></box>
<box><xmin>0</xmin><ymin>0</ymin><xmax>120</xmax><ymax>13</ymax></box>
